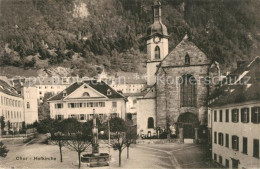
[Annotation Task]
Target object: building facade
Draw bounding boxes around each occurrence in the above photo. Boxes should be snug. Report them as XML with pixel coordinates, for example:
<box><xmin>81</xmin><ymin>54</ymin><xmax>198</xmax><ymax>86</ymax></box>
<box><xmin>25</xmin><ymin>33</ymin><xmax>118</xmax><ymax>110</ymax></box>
<box><xmin>210</xmin><ymin>102</ymin><xmax>260</xmax><ymax>168</ymax></box>
<box><xmin>137</xmin><ymin>1</ymin><xmax>212</xmax><ymax>140</ymax></box>
<box><xmin>0</xmin><ymin>79</ymin><xmax>24</xmax><ymax>131</ymax></box>
<box><xmin>22</xmin><ymin>86</ymin><xmax>38</xmax><ymax>124</ymax></box>
<box><xmin>48</xmin><ymin>80</ymin><xmax>126</xmax><ymax>121</ymax></box>
<box><xmin>208</xmin><ymin>57</ymin><xmax>260</xmax><ymax>168</ymax></box>
<box><xmin>110</xmin><ymin>72</ymin><xmax>146</xmax><ymax>94</ymax></box>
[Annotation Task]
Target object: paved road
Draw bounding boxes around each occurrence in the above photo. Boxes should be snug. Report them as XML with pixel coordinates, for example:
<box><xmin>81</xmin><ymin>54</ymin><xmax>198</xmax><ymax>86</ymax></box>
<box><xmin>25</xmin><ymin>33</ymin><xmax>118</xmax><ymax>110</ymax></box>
<box><xmin>135</xmin><ymin>143</ymin><xmax>217</xmax><ymax>168</ymax></box>
<box><xmin>0</xmin><ymin>136</ymin><xmax>217</xmax><ymax>169</ymax></box>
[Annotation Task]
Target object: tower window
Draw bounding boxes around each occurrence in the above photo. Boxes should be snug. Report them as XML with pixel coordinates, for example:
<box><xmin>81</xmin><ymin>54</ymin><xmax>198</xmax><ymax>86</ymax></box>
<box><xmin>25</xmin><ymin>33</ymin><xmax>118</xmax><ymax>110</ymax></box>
<box><xmin>155</xmin><ymin>46</ymin><xmax>160</xmax><ymax>59</ymax></box>
<box><xmin>185</xmin><ymin>54</ymin><xmax>190</xmax><ymax>65</ymax></box>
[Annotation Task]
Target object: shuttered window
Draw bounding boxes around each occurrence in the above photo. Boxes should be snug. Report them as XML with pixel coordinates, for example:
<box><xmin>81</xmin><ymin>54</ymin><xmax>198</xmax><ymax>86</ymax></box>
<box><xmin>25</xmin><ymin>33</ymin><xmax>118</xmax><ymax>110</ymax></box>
<box><xmin>232</xmin><ymin>109</ymin><xmax>239</xmax><ymax>123</ymax></box>
<box><xmin>251</xmin><ymin>107</ymin><xmax>260</xmax><ymax>124</ymax></box>
<box><xmin>241</xmin><ymin>108</ymin><xmax>249</xmax><ymax>123</ymax></box>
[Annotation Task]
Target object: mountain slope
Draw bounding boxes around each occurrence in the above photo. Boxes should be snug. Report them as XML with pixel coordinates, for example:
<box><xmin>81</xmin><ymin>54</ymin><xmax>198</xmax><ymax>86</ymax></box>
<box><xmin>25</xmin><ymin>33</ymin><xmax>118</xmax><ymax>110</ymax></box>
<box><xmin>0</xmin><ymin>0</ymin><xmax>259</xmax><ymax>76</ymax></box>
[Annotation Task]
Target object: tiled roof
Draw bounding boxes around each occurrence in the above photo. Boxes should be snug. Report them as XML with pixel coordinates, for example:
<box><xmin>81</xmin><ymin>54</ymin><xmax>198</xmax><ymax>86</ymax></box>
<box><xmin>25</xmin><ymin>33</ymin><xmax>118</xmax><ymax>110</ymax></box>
<box><xmin>209</xmin><ymin>56</ymin><xmax>260</xmax><ymax>107</ymax></box>
<box><xmin>48</xmin><ymin>80</ymin><xmax>125</xmax><ymax>101</ymax></box>
<box><xmin>0</xmin><ymin>79</ymin><xmax>21</xmax><ymax>98</ymax></box>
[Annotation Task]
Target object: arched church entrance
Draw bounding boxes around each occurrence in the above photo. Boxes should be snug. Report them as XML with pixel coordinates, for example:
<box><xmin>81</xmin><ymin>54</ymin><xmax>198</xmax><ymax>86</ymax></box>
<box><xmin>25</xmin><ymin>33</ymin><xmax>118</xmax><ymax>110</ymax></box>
<box><xmin>177</xmin><ymin>112</ymin><xmax>199</xmax><ymax>139</ymax></box>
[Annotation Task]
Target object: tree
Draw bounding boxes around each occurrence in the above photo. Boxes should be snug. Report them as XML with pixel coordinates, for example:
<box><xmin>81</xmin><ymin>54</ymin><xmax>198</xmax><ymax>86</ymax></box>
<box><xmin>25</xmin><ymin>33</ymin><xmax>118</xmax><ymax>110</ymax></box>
<box><xmin>50</xmin><ymin>120</ymin><xmax>67</xmax><ymax>163</ymax></box>
<box><xmin>0</xmin><ymin>116</ymin><xmax>5</xmax><ymax>130</ymax></box>
<box><xmin>0</xmin><ymin>141</ymin><xmax>9</xmax><ymax>158</ymax></box>
<box><xmin>37</xmin><ymin>118</ymin><xmax>55</xmax><ymax>134</ymax></box>
<box><xmin>61</xmin><ymin>118</ymin><xmax>82</xmax><ymax>136</ymax></box>
<box><xmin>124</xmin><ymin>124</ymin><xmax>137</xmax><ymax>159</ymax></box>
<box><xmin>38</xmin><ymin>92</ymin><xmax>53</xmax><ymax>121</ymax></box>
<box><xmin>66</xmin><ymin>132</ymin><xmax>91</xmax><ymax>168</ymax></box>
<box><xmin>7</xmin><ymin>121</ymin><xmax>11</xmax><ymax>131</ymax></box>
<box><xmin>109</xmin><ymin>117</ymin><xmax>127</xmax><ymax>167</ymax></box>
<box><xmin>52</xmin><ymin>131</ymin><xmax>67</xmax><ymax>163</ymax></box>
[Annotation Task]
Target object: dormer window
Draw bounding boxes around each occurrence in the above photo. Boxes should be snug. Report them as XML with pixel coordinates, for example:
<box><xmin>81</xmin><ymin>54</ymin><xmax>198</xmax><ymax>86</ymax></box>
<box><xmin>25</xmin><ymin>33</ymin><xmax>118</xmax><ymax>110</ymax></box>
<box><xmin>155</xmin><ymin>46</ymin><xmax>160</xmax><ymax>59</ymax></box>
<box><xmin>63</xmin><ymin>91</ymin><xmax>67</xmax><ymax>97</ymax></box>
<box><xmin>185</xmin><ymin>54</ymin><xmax>190</xmax><ymax>65</ymax></box>
<box><xmin>107</xmin><ymin>89</ymin><xmax>112</xmax><ymax>96</ymax></box>
<box><xmin>82</xmin><ymin>92</ymin><xmax>90</xmax><ymax>97</ymax></box>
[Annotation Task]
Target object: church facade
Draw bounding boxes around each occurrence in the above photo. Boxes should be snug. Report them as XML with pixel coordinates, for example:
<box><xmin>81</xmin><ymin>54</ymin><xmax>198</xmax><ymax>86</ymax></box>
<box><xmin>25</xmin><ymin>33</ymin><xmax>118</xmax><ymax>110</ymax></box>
<box><xmin>138</xmin><ymin>1</ymin><xmax>213</xmax><ymax>141</ymax></box>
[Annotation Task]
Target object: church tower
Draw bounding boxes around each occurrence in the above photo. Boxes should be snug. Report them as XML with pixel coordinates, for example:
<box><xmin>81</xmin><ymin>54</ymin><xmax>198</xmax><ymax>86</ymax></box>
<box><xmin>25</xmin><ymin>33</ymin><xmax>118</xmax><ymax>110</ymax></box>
<box><xmin>145</xmin><ymin>1</ymin><xmax>169</xmax><ymax>86</ymax></box>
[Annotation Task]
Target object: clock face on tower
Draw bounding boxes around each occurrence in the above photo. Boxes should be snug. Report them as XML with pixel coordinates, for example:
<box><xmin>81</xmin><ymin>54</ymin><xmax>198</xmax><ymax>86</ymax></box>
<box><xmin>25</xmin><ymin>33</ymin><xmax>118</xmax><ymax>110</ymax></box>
<box><xmin>153</xmin><ymin>36</ymin><xmax>161</xmax><ymax>44</ymax></box>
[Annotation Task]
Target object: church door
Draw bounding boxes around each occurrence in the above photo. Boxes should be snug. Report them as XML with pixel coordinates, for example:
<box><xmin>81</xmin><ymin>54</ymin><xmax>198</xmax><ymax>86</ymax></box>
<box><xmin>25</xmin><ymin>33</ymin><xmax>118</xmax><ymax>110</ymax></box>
<box><xmin>177</xmin><ymin>112</ymin><xmax>199</xmax><ymax>139</ymax></box>
<box><xmin>183</xmin><ymin>124</ymin><xmax>194</xmax><ymax>138</ymax></box>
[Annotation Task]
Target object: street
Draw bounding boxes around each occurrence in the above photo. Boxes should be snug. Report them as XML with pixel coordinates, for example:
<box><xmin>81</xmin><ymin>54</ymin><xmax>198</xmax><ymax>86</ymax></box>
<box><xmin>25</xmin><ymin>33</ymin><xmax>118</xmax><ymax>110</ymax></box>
<box><xmin>0</xmin><ymin>136</ymin><xmax>217</xmax><ymax>169</ymax></box>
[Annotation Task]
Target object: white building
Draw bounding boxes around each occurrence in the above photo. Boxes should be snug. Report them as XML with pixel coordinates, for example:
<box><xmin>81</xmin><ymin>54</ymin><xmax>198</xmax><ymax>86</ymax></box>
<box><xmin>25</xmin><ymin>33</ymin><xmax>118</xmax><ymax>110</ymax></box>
<box><xmin>136</xmin><ymin>87</ymin><xmax>157</xmax><ymax>137</ymax></box>
<box><xmin>110</xmin><ymin>72</ymin><xmax>146</xmax><ymax>94</ymax></box>
<box><xmin>22</xmin><ymin>86</ymin><xmax>38</xmax><ymax>124</ymax></box>
<box><xmin>208</xmin><ymin>57</ymin><xmax>260</xmax><ymax>168</ymax></box>
<box><xmin>35</xmin><ymin>77</ymin><xmax>71</xmax><ymax>102</ymax></box>
<box><xmin>0</xmin><ymin>78</ymin><xmax>24</xmax><ymax>131</ymax></box>
<box><xmin>48</xmin><ymin>80</ymin><xmax>126</xmax><ymax>121</ymax></box>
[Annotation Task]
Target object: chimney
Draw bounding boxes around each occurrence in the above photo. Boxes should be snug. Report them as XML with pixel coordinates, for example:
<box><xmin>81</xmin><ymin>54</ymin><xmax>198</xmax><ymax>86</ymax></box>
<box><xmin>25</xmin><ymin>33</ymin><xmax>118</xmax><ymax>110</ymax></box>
<box><xmin>237</xmin><ymin>61</ymin><xmax>246</xmax><ymax>68</ymax></box>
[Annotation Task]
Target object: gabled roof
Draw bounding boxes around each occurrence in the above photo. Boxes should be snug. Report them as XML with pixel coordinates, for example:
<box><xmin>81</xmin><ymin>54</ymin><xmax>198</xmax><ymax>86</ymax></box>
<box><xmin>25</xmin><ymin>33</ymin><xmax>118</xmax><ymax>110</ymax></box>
<box><xmin>0</xmin><ymin>79</ymin><xmax>21</xmax><ymax>98</ymax></box>
<box><xmin>48</xmin><ymin>80</ymin><xmax>125</xmax><ymax>101</ymax></box>
<box><xmin>160</xmin><ymin>35</ymin><xmax>211</xmax><ymax>68</ymax></box>
<box><xmin>209</xmin><ymin>56</ymin><xmax>260</xmax><ymax>107</ymax></box>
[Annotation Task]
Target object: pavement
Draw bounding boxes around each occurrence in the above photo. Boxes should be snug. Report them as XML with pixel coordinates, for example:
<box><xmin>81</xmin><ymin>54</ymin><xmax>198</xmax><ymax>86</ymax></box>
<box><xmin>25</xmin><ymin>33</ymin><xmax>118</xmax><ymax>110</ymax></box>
<box><xmin>0</xmin><ymin>135</ymin><xmax>218</xmax><ymax>169</ymax></box>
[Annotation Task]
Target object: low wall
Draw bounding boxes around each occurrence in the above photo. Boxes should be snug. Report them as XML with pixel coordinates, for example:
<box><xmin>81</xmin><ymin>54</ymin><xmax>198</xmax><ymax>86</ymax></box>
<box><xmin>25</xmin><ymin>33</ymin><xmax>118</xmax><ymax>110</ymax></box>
<box><xmin>136</xmin><ymin>139</ymin><xmax>182</xmax><ymax>144</ymax></box>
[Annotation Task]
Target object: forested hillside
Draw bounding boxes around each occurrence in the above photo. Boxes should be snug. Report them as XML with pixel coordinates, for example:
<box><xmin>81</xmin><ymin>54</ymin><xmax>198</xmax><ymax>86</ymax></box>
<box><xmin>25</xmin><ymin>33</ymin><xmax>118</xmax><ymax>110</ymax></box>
<box><xmin>0</xmin><ymin>0</ymin><xmax>259</xmax><ymax>77</ymax></box>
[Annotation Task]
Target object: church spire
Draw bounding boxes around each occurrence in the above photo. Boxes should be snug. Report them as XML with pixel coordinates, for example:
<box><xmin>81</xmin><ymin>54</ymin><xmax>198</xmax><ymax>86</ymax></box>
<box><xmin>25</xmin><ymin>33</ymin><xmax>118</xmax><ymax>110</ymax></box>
<box><xmin>152</xmin><ymin>0</ymin><xmax>162</xmax><ymax>23</ymax></box>
<box><xmin>146</xmin><ymin>0</ymin><xmax>169</xmax><ymax>39</ymax></box>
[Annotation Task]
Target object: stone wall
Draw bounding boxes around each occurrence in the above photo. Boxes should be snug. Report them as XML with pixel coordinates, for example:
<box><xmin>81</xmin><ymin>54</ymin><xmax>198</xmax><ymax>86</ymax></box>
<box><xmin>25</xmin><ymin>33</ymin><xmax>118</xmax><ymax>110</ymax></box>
<box><xmin>155</xmin><ymin>37</ymin><xmax>211</xmax><ymax>129</ymax></box>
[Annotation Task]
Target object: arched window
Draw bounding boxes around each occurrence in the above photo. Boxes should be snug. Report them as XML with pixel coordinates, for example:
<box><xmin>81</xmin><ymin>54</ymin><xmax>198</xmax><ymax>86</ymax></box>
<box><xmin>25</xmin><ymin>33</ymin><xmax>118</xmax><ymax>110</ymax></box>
<box><xmin>82</xmin><ymin>92</ymin><xmax>90</xmax><ymax>97</ymax></box>
<box><xmin>185</xmin><ymin>54</ymin><xmax>190</xmax><ymax>65</ymax></box>
<box><xmin>27</xmin><ymin>102</ymin><xmax>30</xmax><ymax>109</ymax></box>
<box><xmin>155</xmin><ymin>46</ymin><xmax>160</xmax><ymax>59</ymax></box>
<box><xmin>180</xmin><ymin>74</ymin><xmax>196</xmax><ymax>107</ymax></box>
<box><xmin>148</xmin><ymin>117</ymin><xmax>154</xmax><ymax>128</ymax></box>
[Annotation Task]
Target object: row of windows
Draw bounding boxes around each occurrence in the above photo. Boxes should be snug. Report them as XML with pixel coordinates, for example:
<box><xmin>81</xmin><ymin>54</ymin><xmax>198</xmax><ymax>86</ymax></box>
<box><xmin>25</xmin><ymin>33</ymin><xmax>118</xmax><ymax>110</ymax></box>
<box><xmin>214</xmin><ymin>132</ymin><xmax>259</xmax><ymax>158</ymax></box>
<box><xmin>65</xmin><ymin>102</ymin><xmax>109</xmax><ymax>109</ymax></box>
<box><xmin>2</xmin><ymin>110</ymin><xmax>23</xmax><ymax>120</ymax></box>
<box><xmin>112</xmin><ymin>84</ymin><xmax>144</xmax><ymax>88</ymax></box>
<box><xmin>55</xmin><ymin>113</ymin><xmax>119</xmax><ymax>121</ymax></box>
<box><xmin>38</xmin><ymin>85</ymin><xmax>64</xmax><ymax>89</ymax></box>
<box><xmin>0</xmin><ymin>96</ymin><xmax>22</xmax><ymax>107</ymax></box>
<box><xmin>213</xmin><ymin>107</ymin><xmax>260</xmax><ymax>124</ymax></box>
<box><xmin>213</xmin><ymin>154</ymin><xmax>231</xmax><ymax>168</ymax></box>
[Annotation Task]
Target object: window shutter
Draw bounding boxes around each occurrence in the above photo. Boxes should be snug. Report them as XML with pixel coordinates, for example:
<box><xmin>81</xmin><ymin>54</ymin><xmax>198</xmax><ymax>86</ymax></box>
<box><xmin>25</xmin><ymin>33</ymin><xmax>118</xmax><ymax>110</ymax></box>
<box><xmin>232</xmin><ymin>136</ymin><xmax>235</xmax><ymax>149</ymax></box>
<box><xmin>246</xmin><ymin>108</ymin><xmax>249</xmax><ymax>123</ymax></box>
<box><xmin>252</xmin><ymin>107</ymin><xmax>256</xmax><ymax>123</ymax></box>
<box><xmin>237</xmin><ymin>137</ymin><xmax>239</xmax><ymax>151</ymax></box>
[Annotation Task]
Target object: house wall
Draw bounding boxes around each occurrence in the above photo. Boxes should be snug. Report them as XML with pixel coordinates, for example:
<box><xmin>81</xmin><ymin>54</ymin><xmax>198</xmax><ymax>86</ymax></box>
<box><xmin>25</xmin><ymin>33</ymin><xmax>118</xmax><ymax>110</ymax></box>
<box><xmin>49</xmin><ymin>99</ymin><xmax>126</xmax><ymax>122</ymax></box>
<box><xmin>211</xmin><ymin>101</ymin><xmax>260</xmax><ymax>168</ymax></box>
<box><xmin>137</xmin><ymin>98</ymin><xmax>156</xmax><ymax>136</ymax></box>
<box><xmin>22</xmin><ymin>87</ymin><xmax>38</xmax><ymax>124</ymax></box>
<box><xmin>110</xmin><ymin>83</ymin><xmax>146</xmax><ymax>94</ymax></box>
<box><xmin>156</xmin><ymin>65</ymin><xmax>209</xmax><ymax>128</ymax></box>
<box><xmin>36</xmin><ymin>85</ymin><xmax>68</xmax><ymax>101</ymax></box>
<box><xmin>0</xmin><ymin>91</ymin><xmax>24</xmax><ymax>130</ymax></box>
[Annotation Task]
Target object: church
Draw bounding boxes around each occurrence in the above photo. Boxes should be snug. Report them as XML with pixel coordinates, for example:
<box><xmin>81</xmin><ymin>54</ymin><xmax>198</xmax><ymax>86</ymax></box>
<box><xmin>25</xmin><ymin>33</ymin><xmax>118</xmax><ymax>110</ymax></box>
<box><xmin>136</xmin><ymin>1</ymin><xmax>215</xmax><ymax>141</ymax></box>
